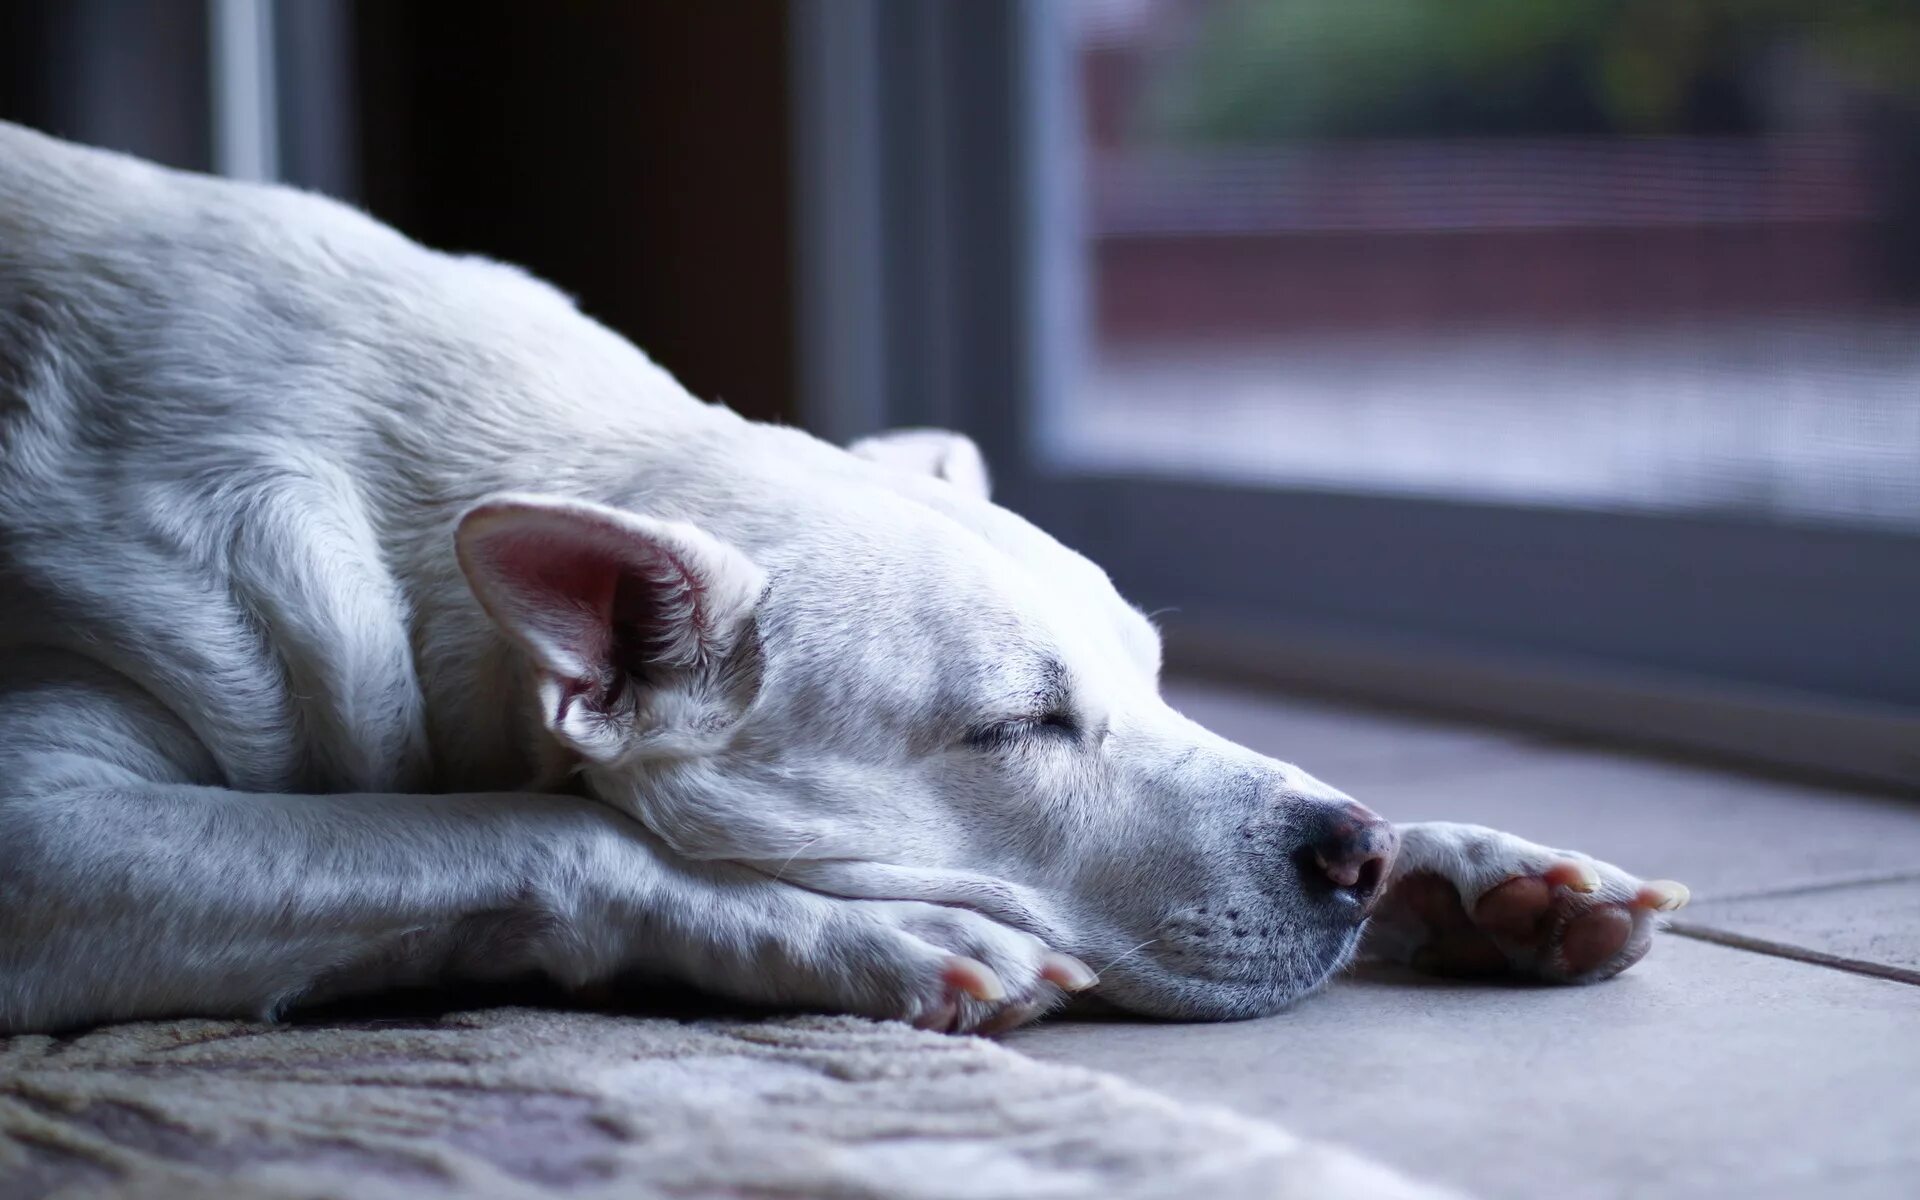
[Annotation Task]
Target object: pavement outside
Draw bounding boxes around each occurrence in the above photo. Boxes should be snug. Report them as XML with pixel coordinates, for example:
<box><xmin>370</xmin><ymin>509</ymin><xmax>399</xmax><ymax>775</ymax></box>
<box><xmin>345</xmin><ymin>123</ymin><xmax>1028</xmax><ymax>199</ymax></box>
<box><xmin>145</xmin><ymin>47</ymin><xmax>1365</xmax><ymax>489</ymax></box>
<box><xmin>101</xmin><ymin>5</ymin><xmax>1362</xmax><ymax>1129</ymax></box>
<box><xmin>1009</xmin><ymin>679</ymin><xmax>1920</xmax><ymax>1200</ymax></box>
<box><xmin>1057</xmin><ymin>316</ymin><xmax>1920</xmax><ymax>533</ymax></box>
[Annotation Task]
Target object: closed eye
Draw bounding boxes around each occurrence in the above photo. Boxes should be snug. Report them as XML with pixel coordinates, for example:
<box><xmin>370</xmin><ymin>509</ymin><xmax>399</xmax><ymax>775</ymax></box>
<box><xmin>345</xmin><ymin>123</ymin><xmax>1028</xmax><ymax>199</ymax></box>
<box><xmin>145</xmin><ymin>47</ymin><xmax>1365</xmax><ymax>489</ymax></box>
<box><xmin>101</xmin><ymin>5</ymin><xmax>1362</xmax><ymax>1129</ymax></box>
<box><xmin>964</xmin><ymin>709</ymin><xmax>1080</xmax><ymax>750</ymax></box>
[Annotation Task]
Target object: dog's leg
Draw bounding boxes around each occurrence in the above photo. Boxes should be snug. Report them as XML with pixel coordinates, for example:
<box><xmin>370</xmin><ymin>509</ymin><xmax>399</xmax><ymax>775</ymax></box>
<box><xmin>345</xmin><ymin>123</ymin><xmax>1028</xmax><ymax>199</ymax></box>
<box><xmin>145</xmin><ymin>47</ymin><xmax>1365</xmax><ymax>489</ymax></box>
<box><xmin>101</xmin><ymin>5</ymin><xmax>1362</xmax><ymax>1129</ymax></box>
<box><xmin>1</xmin><ymin>780</ymin><xmax>1086</xmax><ymax>1034</ymax></box>
<box><xmin>0</xmin><ymin>671</ymin><xmax>1087</xmax><ymax>1035</ymax></box>
<box><xmin>1360</xmin><ymin>822</ymin><xmax>1690</xmax><ymax>983</ymax></box>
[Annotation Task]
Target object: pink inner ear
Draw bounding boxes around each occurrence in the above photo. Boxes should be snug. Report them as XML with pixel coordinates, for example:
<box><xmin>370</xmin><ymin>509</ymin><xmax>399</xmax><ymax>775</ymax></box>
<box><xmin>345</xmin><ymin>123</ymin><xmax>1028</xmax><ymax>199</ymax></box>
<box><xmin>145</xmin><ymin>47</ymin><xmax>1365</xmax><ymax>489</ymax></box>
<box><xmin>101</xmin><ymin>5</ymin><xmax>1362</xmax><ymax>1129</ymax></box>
<box><xmin>464</xmin><ymin>506</ymin><xmax>708</xmax><ymax>687</ymax></box>
<box><xmin>472</xmin><ymin>526</ymin><xmax>624</xmax><ymax>681</ymax></box>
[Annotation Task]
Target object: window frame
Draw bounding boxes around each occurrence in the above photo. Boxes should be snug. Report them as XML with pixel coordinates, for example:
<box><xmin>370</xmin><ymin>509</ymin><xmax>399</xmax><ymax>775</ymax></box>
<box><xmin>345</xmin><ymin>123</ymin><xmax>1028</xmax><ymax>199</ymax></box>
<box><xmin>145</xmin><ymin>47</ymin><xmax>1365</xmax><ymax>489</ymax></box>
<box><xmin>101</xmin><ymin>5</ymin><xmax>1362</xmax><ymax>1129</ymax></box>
<box><xmin>789</xmin><ymin>0</ymin><xmax>1920</xmax><ymax>788</ymax></box>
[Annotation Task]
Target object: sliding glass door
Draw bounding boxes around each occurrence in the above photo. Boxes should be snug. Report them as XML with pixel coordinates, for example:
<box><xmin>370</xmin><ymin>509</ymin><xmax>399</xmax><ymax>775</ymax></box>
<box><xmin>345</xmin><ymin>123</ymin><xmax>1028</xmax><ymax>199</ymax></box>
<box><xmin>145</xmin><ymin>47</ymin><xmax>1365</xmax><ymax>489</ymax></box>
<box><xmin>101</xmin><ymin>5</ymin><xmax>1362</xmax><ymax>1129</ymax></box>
<box><xmin>790</xmin><ymin>0</ymin><xmax>1920</xmax><ymax>786</ymax></box>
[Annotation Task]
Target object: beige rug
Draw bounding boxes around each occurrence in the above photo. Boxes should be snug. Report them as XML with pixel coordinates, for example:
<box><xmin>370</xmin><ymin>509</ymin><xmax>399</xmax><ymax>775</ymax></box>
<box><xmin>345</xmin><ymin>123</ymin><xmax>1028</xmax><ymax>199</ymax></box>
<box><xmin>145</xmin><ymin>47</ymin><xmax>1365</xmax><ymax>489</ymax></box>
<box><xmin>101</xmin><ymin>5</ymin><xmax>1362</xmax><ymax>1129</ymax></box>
<box><xmin>1</xmin><ymin>1008</ymin><xmax>1453</xmax><ymax>1200</ymax></box>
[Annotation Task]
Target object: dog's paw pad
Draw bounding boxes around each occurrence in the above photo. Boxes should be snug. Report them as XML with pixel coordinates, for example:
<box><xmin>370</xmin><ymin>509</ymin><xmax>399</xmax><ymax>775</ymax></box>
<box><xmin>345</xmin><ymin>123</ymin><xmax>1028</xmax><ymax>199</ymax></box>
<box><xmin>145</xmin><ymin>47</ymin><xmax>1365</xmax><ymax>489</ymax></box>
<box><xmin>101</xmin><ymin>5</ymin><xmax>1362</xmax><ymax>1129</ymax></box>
<box><xmin>1380</xmin><ymin>856</ymin><xmax>1686</xmax><ymax>984</ymax></box>
<box><xmin>1557</xmin><ymin>904</ymin><xmax>1633</xmax><ymax>975</ymax></box>
<box><xmin>1471</xmin><ymin>873</ymin><xmax>1557</xmax><ymax>939</ymax></box>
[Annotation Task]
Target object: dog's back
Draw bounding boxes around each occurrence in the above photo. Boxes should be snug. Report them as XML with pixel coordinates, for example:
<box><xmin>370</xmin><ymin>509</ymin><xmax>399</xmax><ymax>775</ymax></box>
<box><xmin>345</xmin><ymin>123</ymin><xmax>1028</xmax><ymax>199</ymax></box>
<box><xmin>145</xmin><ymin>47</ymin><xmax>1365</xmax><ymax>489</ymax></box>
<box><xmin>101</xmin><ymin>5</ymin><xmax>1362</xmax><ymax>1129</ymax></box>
<box><xmin>1</xmin><ymin>124</ymin><xmax>431</xmax><ymax>791</ymax></box>
<box><xmin>0</xmin><ymin>122</ymin><xmax>703</xmax><ymax>793</ymax></box>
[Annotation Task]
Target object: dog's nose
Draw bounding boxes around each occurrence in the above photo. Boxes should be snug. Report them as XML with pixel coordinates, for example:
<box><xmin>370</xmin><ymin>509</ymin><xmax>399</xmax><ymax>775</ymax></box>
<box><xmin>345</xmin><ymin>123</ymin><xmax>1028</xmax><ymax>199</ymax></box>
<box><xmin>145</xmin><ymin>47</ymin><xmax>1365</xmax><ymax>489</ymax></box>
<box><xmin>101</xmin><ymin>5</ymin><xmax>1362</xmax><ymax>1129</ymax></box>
<box><xmin>1303</xmin><ymin>801</ymin><xmax>1397</xmax><ymax>913</ymax></box>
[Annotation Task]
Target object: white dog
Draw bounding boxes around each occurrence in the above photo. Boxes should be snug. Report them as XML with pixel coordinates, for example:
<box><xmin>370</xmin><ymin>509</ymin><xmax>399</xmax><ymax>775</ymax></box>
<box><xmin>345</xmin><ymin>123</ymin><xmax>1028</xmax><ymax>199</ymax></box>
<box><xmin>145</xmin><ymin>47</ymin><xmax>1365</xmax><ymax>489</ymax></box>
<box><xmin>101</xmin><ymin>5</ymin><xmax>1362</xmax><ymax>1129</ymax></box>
<box><xmin>0</xmin><ymin>123</ymin><xmax>1688</xmax><ymax>1035</ymax></box>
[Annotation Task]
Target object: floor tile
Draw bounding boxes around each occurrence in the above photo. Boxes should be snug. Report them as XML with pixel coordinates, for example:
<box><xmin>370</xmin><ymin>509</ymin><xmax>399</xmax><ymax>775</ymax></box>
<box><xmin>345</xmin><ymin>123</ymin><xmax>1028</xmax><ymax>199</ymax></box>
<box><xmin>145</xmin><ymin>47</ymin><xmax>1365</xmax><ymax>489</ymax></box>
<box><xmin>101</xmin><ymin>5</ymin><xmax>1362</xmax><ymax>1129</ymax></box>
<box><xmin>1015</xmin><ymin>938</ymin><xmax>1920</xmax><ymax>1200</ymax></box>
<box><xmin>1163</xmin><ymin>678</ymin><xmax>1532</xmax><ymax>781</ymax></box>
<box><xmin>1058</xmin><ymin>681</ymin><xmax>1920</xmax><ymax>1197</ymax></box>
<box><xmin>1676</xmin><ymin>875</ymin><xmax>1920</xmax><ymax>979</ymax></box>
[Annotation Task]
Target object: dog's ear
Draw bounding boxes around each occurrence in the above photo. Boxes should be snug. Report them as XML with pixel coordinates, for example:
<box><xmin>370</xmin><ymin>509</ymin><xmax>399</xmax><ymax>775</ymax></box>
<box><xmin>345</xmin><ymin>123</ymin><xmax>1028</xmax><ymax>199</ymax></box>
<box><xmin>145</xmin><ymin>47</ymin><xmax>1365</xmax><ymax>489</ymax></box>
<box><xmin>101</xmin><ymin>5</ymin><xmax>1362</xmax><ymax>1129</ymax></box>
<box><xmin>455</xmin><ymin>494</ymin><xmax>765</xmax><ymax>763</ymax></box>
<box><xmin>849</xmin><ymin>428</ymin><xmax>990</xmax><ymax>500</ymax></box>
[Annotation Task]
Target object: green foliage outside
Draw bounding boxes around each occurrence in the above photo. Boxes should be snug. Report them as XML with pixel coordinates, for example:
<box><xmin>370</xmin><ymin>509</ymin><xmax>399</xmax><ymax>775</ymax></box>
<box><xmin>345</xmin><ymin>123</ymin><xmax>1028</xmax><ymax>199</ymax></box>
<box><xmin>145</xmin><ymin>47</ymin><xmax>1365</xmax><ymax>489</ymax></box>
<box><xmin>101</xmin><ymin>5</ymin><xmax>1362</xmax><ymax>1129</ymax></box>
<box><xmin>1150</xmin><ymin>0</ymin><xmax>1920</xmax><ymax>142</ymax></box>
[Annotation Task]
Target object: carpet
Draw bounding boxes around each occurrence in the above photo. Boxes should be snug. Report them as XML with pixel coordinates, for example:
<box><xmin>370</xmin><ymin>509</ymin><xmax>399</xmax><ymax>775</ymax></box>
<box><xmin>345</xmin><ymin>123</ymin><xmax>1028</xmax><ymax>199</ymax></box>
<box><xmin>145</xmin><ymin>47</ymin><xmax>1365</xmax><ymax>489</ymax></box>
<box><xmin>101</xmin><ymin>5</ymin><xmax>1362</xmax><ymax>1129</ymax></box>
<box><xmin>1</xmin><ymin>1008</ymin><xmax>1453</xmax><ymax>1200</ymax></box>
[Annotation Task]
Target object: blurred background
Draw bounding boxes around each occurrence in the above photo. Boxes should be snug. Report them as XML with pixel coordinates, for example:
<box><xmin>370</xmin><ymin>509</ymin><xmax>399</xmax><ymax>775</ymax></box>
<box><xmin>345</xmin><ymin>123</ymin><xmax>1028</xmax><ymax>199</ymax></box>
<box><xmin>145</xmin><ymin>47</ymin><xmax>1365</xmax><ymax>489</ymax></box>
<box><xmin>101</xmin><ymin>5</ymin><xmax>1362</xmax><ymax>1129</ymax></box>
<box><xmin>3</xmin><ymin>0</ymin><xmax>1916</xmax><ymax>786</ymax></box>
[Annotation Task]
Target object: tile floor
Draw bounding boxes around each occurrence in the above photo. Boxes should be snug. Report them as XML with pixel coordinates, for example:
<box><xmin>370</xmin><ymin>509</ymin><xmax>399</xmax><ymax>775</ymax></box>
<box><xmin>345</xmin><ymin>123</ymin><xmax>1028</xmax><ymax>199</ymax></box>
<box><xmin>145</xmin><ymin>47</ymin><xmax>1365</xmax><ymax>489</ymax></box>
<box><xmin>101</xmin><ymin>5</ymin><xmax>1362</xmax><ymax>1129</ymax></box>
<box><xmin>1009</xmin><ymin>679</ymin><xmax>1920</xmax><ymax>1200</ymax></box>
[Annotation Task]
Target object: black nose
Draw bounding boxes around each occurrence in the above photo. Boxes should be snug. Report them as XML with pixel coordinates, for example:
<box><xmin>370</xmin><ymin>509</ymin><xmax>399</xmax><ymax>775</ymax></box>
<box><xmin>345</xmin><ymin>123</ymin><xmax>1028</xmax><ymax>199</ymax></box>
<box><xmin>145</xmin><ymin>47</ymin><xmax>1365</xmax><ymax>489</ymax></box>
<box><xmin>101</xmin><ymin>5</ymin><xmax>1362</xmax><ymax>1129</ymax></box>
<box><xmin>1301</xmin><ymin>801</ymin><xmax>1397</xmax><ymax>914</ymax></box>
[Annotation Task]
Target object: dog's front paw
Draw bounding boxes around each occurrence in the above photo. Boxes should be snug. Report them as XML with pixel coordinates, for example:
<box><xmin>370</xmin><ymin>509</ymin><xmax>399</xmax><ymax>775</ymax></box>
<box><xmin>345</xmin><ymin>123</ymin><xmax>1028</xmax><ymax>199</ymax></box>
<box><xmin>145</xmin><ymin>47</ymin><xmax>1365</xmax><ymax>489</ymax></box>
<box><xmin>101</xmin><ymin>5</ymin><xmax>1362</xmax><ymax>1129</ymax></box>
<box><xmin>824</xmin><ymin>900</ymin><xmax>1097</xmax><ymax>1035</ymax></box>
<box><xmin>1365</xmin><ymin>822</ymin><xmax>1688</xmax><ymax>984</ymax></box>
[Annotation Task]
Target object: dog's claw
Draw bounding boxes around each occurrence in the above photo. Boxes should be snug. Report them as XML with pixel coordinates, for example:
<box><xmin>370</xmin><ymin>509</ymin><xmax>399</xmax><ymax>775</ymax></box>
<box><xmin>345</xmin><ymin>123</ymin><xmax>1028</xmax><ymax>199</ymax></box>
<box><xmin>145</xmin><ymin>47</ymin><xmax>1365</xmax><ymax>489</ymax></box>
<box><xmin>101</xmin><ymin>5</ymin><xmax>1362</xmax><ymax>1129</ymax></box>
<box><xmin>912</xmin><ymin>999</ymin><xmax>960</xmax><ymax>1032</ymax></box>
<box><xmin>941</xmin><ymin>955</ymin><xmax>1006</xmax><ymax>1003</ymax></box>
<box><xmin>975</xmin><ymin>1000</ymin><xmax>1049</xmax><ymax>1036</ymax></box>
<box><xmin>1636</xmin><ymin>880</ymin><xmax>1690</xmax><ymax>912</ymax></box>
<box><xmin>1039</xmin><ymin>952</ymin><xmax>1099</xmax><ymax>992</ymax></box>
<box><xmin>1543</xmin><ymin>859</ymin><xmax>1601</xmax><ymax>894</ymax></box>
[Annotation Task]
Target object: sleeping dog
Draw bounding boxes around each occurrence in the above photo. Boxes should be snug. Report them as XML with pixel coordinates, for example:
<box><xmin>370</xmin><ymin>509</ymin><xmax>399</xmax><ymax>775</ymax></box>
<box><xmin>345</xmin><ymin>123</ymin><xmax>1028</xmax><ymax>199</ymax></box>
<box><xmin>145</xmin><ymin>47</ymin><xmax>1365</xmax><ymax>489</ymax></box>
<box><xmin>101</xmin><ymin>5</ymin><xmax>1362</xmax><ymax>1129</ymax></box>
<box><xmin>0</xmin><ymin>123</ymin><xmax>1687</xmax><ymax>1034</ymax></box>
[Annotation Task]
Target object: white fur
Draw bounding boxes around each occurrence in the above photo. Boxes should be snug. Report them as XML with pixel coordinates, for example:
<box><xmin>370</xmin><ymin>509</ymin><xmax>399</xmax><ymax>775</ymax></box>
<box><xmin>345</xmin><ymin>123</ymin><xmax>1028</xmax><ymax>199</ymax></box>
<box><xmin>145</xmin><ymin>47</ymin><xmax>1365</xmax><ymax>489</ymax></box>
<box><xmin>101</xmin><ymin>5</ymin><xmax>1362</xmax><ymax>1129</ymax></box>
<box><xmin>851</xmin><ymin>428</ymin><xmax>992</xmax><ymax>499</ymax></box>
<box><xmin>0</xmin><ymin>123</ymin><xmax>1656</xmax><ymax>1034</ymax></box>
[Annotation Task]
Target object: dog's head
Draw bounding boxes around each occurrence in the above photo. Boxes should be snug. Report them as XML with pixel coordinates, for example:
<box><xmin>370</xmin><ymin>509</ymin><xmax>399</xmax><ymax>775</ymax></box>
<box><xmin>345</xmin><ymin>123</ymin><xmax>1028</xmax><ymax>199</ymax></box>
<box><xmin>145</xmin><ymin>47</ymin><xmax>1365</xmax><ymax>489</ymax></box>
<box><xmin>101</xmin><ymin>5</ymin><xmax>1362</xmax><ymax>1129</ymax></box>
<box><xmin>455</xmin><ymin>426</ymin><xmax>1395</xmax><ymax>1019</ymax></box>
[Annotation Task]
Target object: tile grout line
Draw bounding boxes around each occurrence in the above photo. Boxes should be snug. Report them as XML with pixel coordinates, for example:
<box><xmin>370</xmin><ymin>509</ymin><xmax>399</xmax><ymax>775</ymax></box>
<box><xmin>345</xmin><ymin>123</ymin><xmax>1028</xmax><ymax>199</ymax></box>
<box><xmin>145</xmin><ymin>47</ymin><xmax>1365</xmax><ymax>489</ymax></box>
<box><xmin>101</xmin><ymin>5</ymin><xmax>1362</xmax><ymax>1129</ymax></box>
<box><xmin>1667</xmin><ymin>922</ymin><xmax>1920</xmax><ymax>987</ymax></box>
